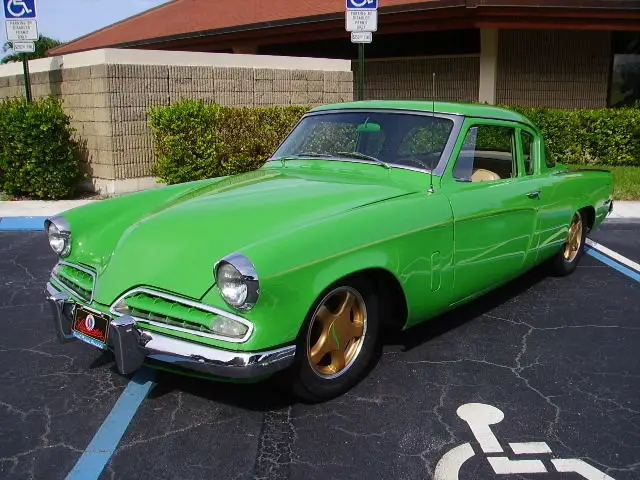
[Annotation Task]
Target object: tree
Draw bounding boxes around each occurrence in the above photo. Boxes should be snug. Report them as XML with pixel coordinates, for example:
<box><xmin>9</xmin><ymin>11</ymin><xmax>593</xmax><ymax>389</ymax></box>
<box><xmin>1</xmin><ymin>35</ymin><xmax>63</xmax><ymax>64</ymax></box>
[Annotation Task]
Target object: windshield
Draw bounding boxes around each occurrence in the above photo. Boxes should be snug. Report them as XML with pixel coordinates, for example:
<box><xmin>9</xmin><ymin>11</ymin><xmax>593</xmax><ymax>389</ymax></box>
<box><xmin>271</xmin><ymin>111</ymin><xmax>455</xmax><ymax>171</ymax></box>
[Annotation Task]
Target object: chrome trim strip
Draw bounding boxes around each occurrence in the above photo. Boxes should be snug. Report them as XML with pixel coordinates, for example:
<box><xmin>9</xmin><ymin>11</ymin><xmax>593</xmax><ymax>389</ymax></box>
<box><xmin>46</xmin><ymin>215</ymin><xmax>71</xmax><ymax>233</ymax></box>
<box><xmin>109</xmin><ymin>287</ymin><xmax>254</xmax><ymax>344</ymax></box>
<box><xmin>142</xmin><ymin>331</ymin><xmax>297</xmax><ymax>379</ymax></box>
<box><xmin>51</xmin><ymin>260</ymin><xmax>97</xmax><ymax>303</ymax></box>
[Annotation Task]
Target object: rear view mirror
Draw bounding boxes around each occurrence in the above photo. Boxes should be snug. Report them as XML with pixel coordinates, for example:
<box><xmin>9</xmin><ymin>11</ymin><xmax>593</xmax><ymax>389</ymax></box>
<box><xmin>357</xmin><ymin>122</ymin><xmax>381</xmax><ymax>133</ymax></box>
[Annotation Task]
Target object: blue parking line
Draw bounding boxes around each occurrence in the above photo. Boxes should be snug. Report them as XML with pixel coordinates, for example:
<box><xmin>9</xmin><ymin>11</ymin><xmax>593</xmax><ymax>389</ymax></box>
<box><xmin>585</xmin><ymin>246</ymin><xmax>640</xmax><ymax>283</ymax></box>
<box><xmin>0</xmin><ymin>216</ymin><xmax>47</xmax><ymax>231</ymax></box>
<box><xmin>65</xmin><ymin>367</ymin><xmax>157</xmax><ymax>480</ymax></box>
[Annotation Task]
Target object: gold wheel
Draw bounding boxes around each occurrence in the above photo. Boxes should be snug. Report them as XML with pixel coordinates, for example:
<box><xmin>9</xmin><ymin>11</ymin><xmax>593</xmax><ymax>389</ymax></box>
<box><xmin>306</xmin><ymin>286</ymin><xmax>367</xmax><ymax>379</ymax></box>
<box><xmin>563</xmin><ymin>212</ymin><xmax>583</xmax><ymax>262</ymax></box>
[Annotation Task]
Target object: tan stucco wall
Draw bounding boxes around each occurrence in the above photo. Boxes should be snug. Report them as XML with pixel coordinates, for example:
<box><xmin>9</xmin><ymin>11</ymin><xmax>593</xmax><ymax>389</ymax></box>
<box><xmin>0</xmin><ymin>49</ymin><xmax>353</xmax><ymax>194</ymax></box>
<box><xmin>496</xmin><ymin>29</ymin><xmax>612</xmax><ymax>108</ymax></box>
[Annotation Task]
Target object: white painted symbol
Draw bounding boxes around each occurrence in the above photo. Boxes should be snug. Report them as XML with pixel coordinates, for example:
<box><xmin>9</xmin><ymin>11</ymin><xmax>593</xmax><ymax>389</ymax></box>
<box><xmin>85</xmin><ymin>314</ymin><xmax>95</xmax><ymax>331</ymax></box>
<box><xmin>434</xmin><ymin>402</ymin><xmax>616</xmax><ymax>480</ymax></box>
<box><xmin>347</xmin><ymin>0</ymin><xmax>376</xmax><ymax>8</ymax></box>
<box><xmin>7</xmin><ymin>0</ymin><xmax>32</xmax><ymax>17</ymax></box>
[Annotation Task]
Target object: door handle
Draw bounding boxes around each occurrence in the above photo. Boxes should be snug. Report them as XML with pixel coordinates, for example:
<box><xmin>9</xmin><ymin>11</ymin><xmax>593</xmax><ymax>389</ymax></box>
<box><xmin>526</xmin><ymin>190</ymin><xmax>541</xmax><ymax>199</ymax></box>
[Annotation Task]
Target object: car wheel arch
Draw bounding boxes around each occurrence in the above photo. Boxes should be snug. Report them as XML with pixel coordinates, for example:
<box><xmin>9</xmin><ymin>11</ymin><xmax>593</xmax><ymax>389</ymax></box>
<box><xmin>303</xmin><ymin>267</ymin><xmax>409</xmax><ymax>337</ymax></box>
<box><xmin>578</xmin><ymin>205</ymin><xmax>596</xmax><ymax>231</ymax></box>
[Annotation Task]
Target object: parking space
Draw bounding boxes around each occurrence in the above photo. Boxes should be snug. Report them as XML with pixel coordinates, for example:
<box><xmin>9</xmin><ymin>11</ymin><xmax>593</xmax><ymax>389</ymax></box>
<box><xmin>1</xmin><ymin>225</ymin><xmax>638</xmax><ymax>480</ymax></box>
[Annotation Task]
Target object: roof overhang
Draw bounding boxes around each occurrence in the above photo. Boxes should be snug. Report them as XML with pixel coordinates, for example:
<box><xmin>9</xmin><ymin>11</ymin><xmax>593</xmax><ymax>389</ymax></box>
<box><xmin>49</xmin><ymin>0</ymin><xmax>640</xmax><ymax>56</ymax></box>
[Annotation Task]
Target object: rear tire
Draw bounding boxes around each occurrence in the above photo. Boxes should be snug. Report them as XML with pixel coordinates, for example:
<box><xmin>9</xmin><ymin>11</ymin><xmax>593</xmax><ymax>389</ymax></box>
<box><xmin>549</xmin><ymin>210</ymin><xmax>587</xmax><ymax>276</ymax></box>
<box><xmin>288</xmin><ymin>276</ymin><xmax>380</xmax><ymax>403</ymax></box>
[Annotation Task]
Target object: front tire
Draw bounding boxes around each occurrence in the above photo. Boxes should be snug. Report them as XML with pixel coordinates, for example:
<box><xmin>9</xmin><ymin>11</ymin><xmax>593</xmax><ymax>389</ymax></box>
<box><xmin>289</xmin><ymin>277</ymin><xmax>380</xmax><ymax>403</ymax></box>
<box><xmin>549</xmin><ymin>210</ymin><xmax>587</xmax><ymax>276</ymax></box>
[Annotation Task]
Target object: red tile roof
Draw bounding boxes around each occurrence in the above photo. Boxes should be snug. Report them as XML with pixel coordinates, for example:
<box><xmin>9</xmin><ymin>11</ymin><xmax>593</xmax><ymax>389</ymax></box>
<box><xmin>50</xmin><ymin>0</ymin><xmax>440</xmax><ymax>55</ymax></box>
<box><xmin>49</xmin><ymin>0</ymin><xmax>640</xmax><ymax>56</ymax></box>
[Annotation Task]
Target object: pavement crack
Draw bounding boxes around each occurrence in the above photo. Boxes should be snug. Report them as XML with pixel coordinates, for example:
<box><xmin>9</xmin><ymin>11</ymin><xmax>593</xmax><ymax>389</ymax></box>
<box><xmin>252</xmin><ymin>406</ymin><xmax>295</xmax><ymax>480</ymax></box>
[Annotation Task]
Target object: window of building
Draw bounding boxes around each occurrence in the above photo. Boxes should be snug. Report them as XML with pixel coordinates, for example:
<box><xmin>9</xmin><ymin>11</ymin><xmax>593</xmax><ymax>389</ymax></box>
<box><xmin>609</xmin><ymin>32</ymin><xmax>640</xmax><ymax>107</ymax></box>
<box><xmin>453</xmin><ymin>125</ymin><xmax>516</xmax><ymax>182</ymax></box>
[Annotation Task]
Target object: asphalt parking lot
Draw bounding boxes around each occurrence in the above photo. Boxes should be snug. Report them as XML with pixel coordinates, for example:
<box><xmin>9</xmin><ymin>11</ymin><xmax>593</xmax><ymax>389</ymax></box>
<box><xmin>1</xmin><ymin>221</ymin><xmax>638</xmax><ymax>480</ymax></box>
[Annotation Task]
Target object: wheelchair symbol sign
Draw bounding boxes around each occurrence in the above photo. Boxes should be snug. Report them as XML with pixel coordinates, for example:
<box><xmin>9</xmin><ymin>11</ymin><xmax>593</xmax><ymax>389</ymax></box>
<box><xmin>4</xmin><ymin>0</ymin><xmax>37</xmax><ymax>19</ymax></box>
<box><xmin>346</xmin><ymin>0</ymin><xmax>378</xmax><ymax>9</ymax></box>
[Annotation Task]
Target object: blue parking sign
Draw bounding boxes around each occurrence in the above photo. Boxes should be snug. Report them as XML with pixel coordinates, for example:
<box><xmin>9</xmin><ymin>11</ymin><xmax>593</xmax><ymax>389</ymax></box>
<box><xmin>346</xmin><ymin>0</ymin><xmax>377</xmax><ymax>9</ymax></box>
<box><xmin>3</xmin><ymin>0</ymin><xmax>37</xmax><ymax>19</ymax></box>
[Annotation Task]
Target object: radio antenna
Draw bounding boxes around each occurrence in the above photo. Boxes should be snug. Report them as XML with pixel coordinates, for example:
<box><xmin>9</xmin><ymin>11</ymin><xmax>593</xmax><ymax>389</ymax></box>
<box><xmin>428</xmin><ymin>72</ymin><xmax>436</xmax><ymax>194</ymax></box>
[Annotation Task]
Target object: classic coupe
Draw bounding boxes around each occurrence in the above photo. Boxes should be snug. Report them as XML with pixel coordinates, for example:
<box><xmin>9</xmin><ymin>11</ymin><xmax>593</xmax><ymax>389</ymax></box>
<box><xmin>45</xmin><ymin>101</ymin><xmax>614</xmax><ymax>401</ymax></box>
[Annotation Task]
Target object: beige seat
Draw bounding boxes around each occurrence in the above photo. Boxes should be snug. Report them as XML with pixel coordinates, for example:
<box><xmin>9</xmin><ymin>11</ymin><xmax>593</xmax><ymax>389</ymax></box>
<box><xmin>471</xmin><ymin>168</ymin><xmax>501</xmax><ymax>182</ymax></box>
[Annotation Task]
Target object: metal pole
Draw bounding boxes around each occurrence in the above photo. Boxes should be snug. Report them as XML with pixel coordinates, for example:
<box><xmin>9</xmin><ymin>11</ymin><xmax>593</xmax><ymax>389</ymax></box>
<box><xmin>358</xmin><ymin>43</ymin><xmax>365</xmax><ymax>101</ymax></box>
<box><xmin>22</xmin><ymin>53</ymin><xmax>32</xmax><ymax>102</ymax></box>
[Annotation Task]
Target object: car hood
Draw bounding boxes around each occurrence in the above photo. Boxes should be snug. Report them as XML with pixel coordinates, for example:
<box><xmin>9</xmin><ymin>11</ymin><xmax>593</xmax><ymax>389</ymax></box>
<box><xmin>85</xmin><ymin>164</ymin><xmax>416</xmax><ymax>304</ymax></box>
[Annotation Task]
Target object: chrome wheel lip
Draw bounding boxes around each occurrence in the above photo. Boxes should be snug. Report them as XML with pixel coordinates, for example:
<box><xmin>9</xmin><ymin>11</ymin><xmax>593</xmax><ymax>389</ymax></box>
<box><xmin>563</xmin><ymin>213</ymin><xmax>583</xmax><ymax>263</ymax></box>
<box><xmin>306</xmin><ymin>285</ymin><xmax>368</xmax><ymax>380</ymax></box>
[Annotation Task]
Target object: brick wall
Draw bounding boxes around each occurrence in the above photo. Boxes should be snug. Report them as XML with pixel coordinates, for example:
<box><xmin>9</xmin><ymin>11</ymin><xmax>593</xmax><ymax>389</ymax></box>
<box><xmin>356</xmin><ymin>56</ymin><xmax>480</xmax><ymax>102</ymax></box>
<box><xmin>0</xmin><ymin>49</ymin><xmax>353</xmax><ymax>194</ymax></box>
<box><xmin>497</xmin><ymin>29</ymin><xmax>612</xmax><ymax>108</ymax></box>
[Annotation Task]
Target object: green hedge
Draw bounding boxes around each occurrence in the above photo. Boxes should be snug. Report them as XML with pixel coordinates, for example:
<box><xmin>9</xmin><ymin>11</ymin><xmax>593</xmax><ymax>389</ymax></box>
<box><xmin>0</xmin><ymin>97</ymin><xmax>82</xmax><ymax>199</ymax></box>
<box><xmin>147</xmin><ymin>99</ymin><xmax>307</xmax><ymax>184</ymax></box>
<box><xmin>506</xmin><ymin>104</ymin><xmax>640</xmax><ymax>167</ymax></box>
<box><xmin>147</xmin><ymin>99</ymin><xmax>640</xmax><ymax>185</ymax></box>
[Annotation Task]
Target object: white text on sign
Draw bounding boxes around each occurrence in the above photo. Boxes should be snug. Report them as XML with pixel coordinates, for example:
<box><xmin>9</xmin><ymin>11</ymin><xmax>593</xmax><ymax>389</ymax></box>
<box><xmin>5</xmin><ymin>18</ymin><xmax>38</xmax><ymax>41</ymax></box>
<box><xmin>12</xmin><ymin>41</ymin><xmax>35</xmax><ymax>53</ymax></box>
<box><xmin>345</xmin><ymin>10</ymin><xmax>377</xmax><ymax>32</ymax></box>
<box><xmin>351</xmin><ymin>32</ymin><xmax>373</xmax><ymax>43</ymax></box>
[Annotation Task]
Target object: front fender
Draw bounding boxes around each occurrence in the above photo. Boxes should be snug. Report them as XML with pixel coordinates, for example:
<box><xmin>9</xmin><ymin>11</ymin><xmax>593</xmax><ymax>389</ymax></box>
<box><xmin>201</xmin><ymin>191</ymin><xmax>455</xmax><ymax>352</ymax></box>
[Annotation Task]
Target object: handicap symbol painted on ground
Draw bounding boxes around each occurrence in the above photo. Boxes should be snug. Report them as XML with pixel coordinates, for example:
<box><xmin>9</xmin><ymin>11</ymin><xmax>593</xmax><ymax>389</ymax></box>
<box><xmin>4</xmin><ymin>0</ymin><xmax>35</xmax><ymax>18</ymax></box>
<box><xmin>434</xmin><ymin>403</ymin><xmax>615</xmax><ymax>480</ymax></box>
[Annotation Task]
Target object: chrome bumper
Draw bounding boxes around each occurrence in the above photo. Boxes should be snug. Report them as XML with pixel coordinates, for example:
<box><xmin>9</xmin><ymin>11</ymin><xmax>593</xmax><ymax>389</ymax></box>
<box><xmin>45</xmin><ymin>282</ymin><xmax>296</xmax><ymax>379</ymax></box>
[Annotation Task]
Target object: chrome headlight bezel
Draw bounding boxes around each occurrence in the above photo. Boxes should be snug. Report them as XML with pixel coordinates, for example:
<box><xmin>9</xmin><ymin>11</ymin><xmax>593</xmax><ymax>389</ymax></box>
<box><xmin>45</xmin><ymin>216</ymin><xmax>72</xmax><ymax>257</ymax></box>
<box><xmin>214</xmin><ymin>253</ymin><xmax>260</xmax><ymax>311</ymax></box>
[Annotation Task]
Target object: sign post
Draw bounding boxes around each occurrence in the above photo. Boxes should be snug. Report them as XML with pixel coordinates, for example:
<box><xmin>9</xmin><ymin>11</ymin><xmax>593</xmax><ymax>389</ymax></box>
<box><xmin>3</xmin><ymin>0</ymin><xmax>38</xmax><ymax>102</ymax></box>
<box><xmin>346</xmin><ymin>0</ymin><xmax>378</xmax><ymax>101</ymax></box>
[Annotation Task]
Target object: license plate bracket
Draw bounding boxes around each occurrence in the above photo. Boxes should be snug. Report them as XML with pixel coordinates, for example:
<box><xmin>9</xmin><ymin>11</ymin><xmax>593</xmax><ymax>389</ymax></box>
<box><xmin>72</xmin><ymin>308</ymin><xmax>110</xmax><ymax>349</ymax></box>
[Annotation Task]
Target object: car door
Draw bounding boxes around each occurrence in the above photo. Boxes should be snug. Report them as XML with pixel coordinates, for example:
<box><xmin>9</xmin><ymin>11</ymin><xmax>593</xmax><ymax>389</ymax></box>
<box><xmin>441</xmin><ymin>119</ymin><xmax>540</xmax><ymax>305</ymax></box>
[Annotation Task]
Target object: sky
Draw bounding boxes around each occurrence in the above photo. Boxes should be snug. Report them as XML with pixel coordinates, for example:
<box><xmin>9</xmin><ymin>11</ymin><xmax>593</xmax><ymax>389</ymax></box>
<box><xmin>2</xmin><ymin>0</ymin><xmax>171</xmax><ymax>56</ymax></box>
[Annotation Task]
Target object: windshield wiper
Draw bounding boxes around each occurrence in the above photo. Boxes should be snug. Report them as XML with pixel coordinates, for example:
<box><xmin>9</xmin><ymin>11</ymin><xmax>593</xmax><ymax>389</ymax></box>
<box><xmin>293</xmin><ymin>152</ymin><xmax>337</xmax><ymax>158</ymax></box>
<box><xmin>336</xmin><ymin>151</ymin><xmax>391</xmax><ymax>170</ymax></box>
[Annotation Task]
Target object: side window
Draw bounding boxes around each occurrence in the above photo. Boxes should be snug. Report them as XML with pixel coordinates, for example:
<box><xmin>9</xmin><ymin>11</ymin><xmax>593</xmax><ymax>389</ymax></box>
<box><xmin>453</xmin><ymin>125</ymin><xmax>517</xmax><ymax>182</ymax></box>
<box><xmin>521</xmin><ymin>131</ymin><xmax>535</xmax><ymax>175</ymax></box>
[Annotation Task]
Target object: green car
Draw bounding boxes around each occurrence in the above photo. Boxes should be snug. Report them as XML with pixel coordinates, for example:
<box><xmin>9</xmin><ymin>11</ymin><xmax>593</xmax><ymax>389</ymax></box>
<box><xmin>45</xmin><ymin>101</ymin><xmax>614</xmax><ymax>401</ymax></box>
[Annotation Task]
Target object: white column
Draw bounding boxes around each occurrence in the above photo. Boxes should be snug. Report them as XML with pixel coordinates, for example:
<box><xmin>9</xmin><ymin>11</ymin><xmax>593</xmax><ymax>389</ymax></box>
<box><xmin>479</xmin><ymin>28</ymin><xmax>499</xmax><ymax>104</ymax></box>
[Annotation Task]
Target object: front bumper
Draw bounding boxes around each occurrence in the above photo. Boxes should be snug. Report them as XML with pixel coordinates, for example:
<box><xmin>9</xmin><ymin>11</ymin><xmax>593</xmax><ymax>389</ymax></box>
<box><xmin>45</xmin><ymin>282</ymin><xmax>296</xmax><ymax>379</ymax></box>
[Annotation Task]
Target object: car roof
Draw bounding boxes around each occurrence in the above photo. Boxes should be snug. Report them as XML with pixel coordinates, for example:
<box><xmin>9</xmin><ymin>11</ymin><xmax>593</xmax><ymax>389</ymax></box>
<box><xmin>309</xmin><ymin>100</ymin><xmax>537</xmax><ymax>128</ymax></box>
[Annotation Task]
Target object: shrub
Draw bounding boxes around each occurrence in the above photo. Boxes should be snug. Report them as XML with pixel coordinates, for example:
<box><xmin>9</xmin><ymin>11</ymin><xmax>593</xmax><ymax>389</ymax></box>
<box><xmin>148</xmin><ymin>100</ymin><xmax>308</xmax><ymax>184</ymax></box>
<box><xmin>0</xmin><ymin>96</ymin><xmax>82</xmax><ymax>199</ymax></box>
<box><xmin>147</xmin><ymin>99</ymin><xmax>640</xmax><ymax>186</ymax></box>
<box><xmin>507</xmin><ymin>105</ymin><xmax>640</xmax><ymax>167</ymax></box>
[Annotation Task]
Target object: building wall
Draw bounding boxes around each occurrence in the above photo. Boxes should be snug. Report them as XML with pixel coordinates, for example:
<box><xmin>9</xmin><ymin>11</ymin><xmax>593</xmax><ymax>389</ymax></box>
<box><xmin>497</xmin><ymin>29</ymin><xmax>612</xmax><ymax>108</ymax></box>
<box><xmin>357</xmin><ymin>55</ymin><xmax>480</xmax><ymax>102</ymax></box>
<box><xmin>0</xmin><ymin>49</ymin><xmax>353</xmax><ymax>195</ymax></box>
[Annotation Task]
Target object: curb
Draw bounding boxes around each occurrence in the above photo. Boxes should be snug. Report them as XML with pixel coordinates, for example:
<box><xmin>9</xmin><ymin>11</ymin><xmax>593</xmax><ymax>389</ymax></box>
<box><xmin>0</xmin><ymin>216</ymin><xmax>48</xmax><ymax>231</ymax></box>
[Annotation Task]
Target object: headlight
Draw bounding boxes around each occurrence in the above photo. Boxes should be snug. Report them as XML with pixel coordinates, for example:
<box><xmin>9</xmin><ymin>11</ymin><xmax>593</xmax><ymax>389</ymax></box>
<box><xmin>214</xmin><ymin>253</ymin><xmax>259</xmax><ymax>311</ymax></box>
<box><xmin>45</xmin><ymin>216</ymin><xmax>71</xmax><ymax>257</ymax></box>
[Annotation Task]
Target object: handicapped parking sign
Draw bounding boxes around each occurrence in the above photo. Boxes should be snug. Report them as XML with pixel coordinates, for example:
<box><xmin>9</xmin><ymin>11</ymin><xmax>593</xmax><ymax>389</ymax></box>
<box><xmin>346</xmin><ymin>0</ymin><xmax>378</xmax><ymax>9</ymax></box>
<box><xmin>3</xmin><ymin>0</ymin><xmax>37</xmax><ymax>19</ymax></box>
